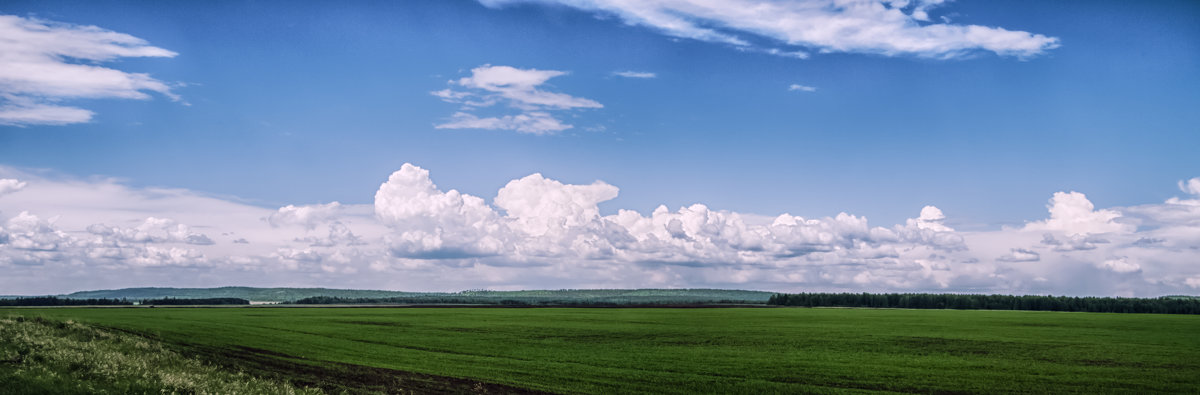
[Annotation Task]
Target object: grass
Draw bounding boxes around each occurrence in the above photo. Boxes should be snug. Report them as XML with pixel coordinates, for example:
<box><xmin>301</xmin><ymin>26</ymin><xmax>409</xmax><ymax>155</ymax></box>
<box><xmin>0</xmin><ymin>315</ymin><xmax>318</xmax><ymax>394</ymax></box>
<box><xmin>2</xmin><ymin>307</ymin><xmax>1199</xmax><ymax>394</ymax></box>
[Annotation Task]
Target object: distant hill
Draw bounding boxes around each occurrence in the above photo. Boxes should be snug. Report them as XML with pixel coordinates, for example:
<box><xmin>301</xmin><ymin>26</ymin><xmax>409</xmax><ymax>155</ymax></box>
<box><xmin>50</xmin><ymin>287</ymin><xmax>774</xmax><ymax>304</ymax></box>
<box><xmin>60</xmin><ymin>287</ymin><xmax>431</xmax><ymax>302</ymax></box>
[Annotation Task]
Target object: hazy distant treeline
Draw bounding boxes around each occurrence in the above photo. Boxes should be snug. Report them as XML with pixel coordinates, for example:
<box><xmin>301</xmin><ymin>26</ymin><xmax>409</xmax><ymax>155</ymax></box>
<box><xmin>0</xmin><ymin>297</ymin><xmax>250</xmax><ymax>306</ymax></box>
<box><xmin>0</xmin><ymin>297</ymin><xmax>133</xmax><ymax>306</ymax></box>
<box><xmin>290</xmin><ymin>295</ymin><xmax>753</xmax><ymax>306</ymax></box>
<box><xmin>768</xmin><ymin>293</ymin><xmax>1200</xmax><ymax>314</ymax></box>
<box><xmin>140</xmin><ymin>298</ymin><xmax>249</xmax><ymax>305</ymax></box>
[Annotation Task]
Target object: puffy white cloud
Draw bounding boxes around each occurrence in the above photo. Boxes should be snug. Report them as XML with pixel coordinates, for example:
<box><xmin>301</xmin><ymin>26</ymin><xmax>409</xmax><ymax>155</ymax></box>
<box><xmin>268</xmin><ymin>202</ymin><xmax>343</xmax><ymax>229</ymax></box>
<box><xmin>496</xmin><ymin>173</ymin><xmax>619</xmax><ymax>236</ymax></box>
<box><xmin>1098</xmin><ymin>256</ymin><xmax>1140</xmax><ymax>274</ymax></box>
<box><xmin>909</xmin><ymin>206</ymin><xmax>952</xmax><ymax>232</ymax></box>
<box><xmin>432</xmin><ymin>65</ymin><xmax>601</xmax><ymax>135</ymax></box>
<box><xmin>996</xmin><ymin>248</ymin><xmax>1039</xmax><ymax>262</ymax></box>
<box><xmin>0</xmin><ymin>15</ymin><xmax>179</xmax><ymax>126</ymax></box>
<box><xmin>0</xmin><ymin>178</ymin><xmax>26</xmax><ymax>196</ymax></box>
<box><xmin>1040</xmin><ymin>233</ymin><xmax>1107</xmax><ymax>252</ymax></box>
<box><xmin>86</xmin><ymin>217</ymin><xmax>215</xmax><ymax>245</ymax></box>
<box><xmin>788</xmin><ymin>84</ymin><xmax>817</xmax><ymax>92</ymax></box>
<box><xmin>1188</xmin><ymin>277</ymin><xmax>1200</xmax><ymax>289</ymax></box>
<box><xmin>295</xmin><ymin>222</ymin><xmax>364</xmax><ymax>247</ymax></box>
<box><xmin>125</xmin><ymin>246</ymin><xmax>208</xmax><ymax>268</ymax></box>
<box><xmin>374</xmin><ymin>163</ymin><xmax>506</xmax><ymax>258</ymax></box>
<box><xmin>2</xmin><ymin>211</ymin><xmax>71</xmax><ymax>252</ymax></box>
<box><xmin>477</xmin><ymin>0</ymin><xmax>1059</xmax><ymax>59</ymax></box>
<box><xmin>613</xmin><ymin>71</ymin><xmax>657</xmax><ymax>79</ymax></box>
<box><xmin>2</xmin><ymin>164</ymin><xmax>1199</xmax><ymax>297</ymax></box>
<box><xmin>1179</xmin><ymin>178</ymin><xmax>1200</xmax><ymax>196</ymax></box>
<box><xmin>1025</xmin><ymin>191</ymin><xmax>1134</xmax><ymax>236</ymax></box>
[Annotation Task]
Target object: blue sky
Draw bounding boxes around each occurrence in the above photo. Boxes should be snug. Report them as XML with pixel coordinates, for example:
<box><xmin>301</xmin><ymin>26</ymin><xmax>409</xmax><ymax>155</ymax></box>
<box><xmin>0</xmin><ymin>0</ymin><xmax>1198</xmax><ymax>295</ymax></box>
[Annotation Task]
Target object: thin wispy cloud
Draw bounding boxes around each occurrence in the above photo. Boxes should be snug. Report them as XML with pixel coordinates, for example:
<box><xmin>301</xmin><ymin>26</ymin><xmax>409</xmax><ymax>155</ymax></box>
<box><xmin>432</xmin><ymin>65</ymin><xmax>601</xmax><ymax>135</ymax></box>
<box><xmin>788</xmin><ymin>84</ymin><xmax>817</xmax><ymax>92</ymax></box>
<box><xmin>478</xmin><ymin>0</ymin><xmax>1060</xmax><ymax>59</ymax></box>
<box><xmin>613</xmin><ymin>71</ymin><xmax>657</xmax><ymax>79</ymax></box>
<box><xmin>0</xmin><ymin>15</ymin><xmax>180</xmax><ymax>126</ymax></box>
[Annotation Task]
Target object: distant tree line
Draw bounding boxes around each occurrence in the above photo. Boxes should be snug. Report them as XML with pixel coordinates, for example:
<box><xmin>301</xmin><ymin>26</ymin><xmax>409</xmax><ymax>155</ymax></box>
<box><xmin>767</xmin><ymin>293</ymin><xmax>1200</xmax><ymax>314</ymax></box>
<box><xmin>140</xmin><ymin>297</ymin><xmax>249</xmax><ymax>305</ymax></box>
<box><xmin>289</xmin><ymin>296</ymin><xmax>751</xmax><ymax>306</ymax></box>
<box><xmin>0</xmin><ymin>297</ymin><xmax>133</xmax><ymax>306</ymax></box>
<box><xmin>0</xmin><ymin>297</ymin><xmax>250</xmax><ymax>306</ymax></box>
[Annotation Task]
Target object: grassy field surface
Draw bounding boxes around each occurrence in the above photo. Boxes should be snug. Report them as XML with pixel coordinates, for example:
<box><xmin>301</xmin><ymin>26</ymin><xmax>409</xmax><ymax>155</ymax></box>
<box><xmin>3</xmin><ymin>307</ymin><xmax>1198</xmax><ymax>394</ymax></box>
<box><xmin>0</xmin><ymin>316</ymin><xmax>317</xmax><ymax>394</ymax></box>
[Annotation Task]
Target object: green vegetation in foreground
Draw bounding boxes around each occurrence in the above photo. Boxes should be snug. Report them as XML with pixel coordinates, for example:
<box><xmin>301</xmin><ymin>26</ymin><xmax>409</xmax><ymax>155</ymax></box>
<box><xmin>0</xmin><ymin>315</ymin><xmax>317</xmax><ymax>394</ymax></box>
<box><xmin>4</xmin><ymin>308</ymin><xmax>1199</xmax><ymax>394</ymax></box>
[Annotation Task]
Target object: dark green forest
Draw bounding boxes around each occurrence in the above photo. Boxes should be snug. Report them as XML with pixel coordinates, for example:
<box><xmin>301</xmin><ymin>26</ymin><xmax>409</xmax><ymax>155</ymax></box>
<box><xmin>0</xmin><ymin>297</ymin><xmax>132</xmax><ymax>307</ymax></box>
<box><xmin>768</xmin><ymin>292</ymin><xmax>1200</xmax><ymax>314</ymax></box>
<box><xmin>0</xmin><ymin>297</ymin><xmax>249</xmax><ymax>306</ymax></box>
<box><xmin>140</xmin><ymin>297</ymin><xmax>249</xmax><ymax>305</ymax></box>
<box><xmin>28</xmin><ymin>287</ymin><xmax>773</xmax><ymax>303</ymax></box>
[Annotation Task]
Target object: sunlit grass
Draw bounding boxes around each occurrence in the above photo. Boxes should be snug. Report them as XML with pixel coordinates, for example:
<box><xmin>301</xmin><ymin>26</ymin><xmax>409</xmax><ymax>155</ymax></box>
<box><xmin>4</xmin><ymin>307</ymin><xmax>1200</xmax><ymax>393</ymax></box>
<box><xmin>0</xmin><ymin>315</ymin><xmax>319</xmax><ymax>394</ymax></box>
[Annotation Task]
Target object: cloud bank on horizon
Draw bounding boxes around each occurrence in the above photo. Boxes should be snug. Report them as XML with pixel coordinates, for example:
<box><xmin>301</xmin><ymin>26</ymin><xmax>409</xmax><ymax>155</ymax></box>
<box><xmin>1</xmin><ymin>165</ymin><xmax>1197</xmax><ymax>296</ymax></box>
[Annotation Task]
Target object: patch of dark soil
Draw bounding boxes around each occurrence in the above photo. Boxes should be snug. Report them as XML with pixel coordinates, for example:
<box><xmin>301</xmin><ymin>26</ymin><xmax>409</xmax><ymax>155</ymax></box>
<box><xmin>194</xmin><ymin>344</ymin><xmax>555</xmax><ymax>394</ymax></box>
<box><xmin>342</xmin><ymin>321</ymin><xmax>413</xmax><ymax>328</ymax></box>
<box><xmin>892</xmin><ymin>337</ymin><xmax>1014</xmax><ymax>357</ymax></box>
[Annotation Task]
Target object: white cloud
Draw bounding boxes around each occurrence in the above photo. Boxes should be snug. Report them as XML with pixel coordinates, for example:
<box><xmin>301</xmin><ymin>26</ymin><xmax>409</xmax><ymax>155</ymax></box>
<box><xmin>434</xmin><ymin>111</ymin><xmax>571</xmax><ymax>135</ymax></box>
<box><xmin>432</xmin><ymin>65</ymin><xmax>601</xmax><ymax>135</ymax></box>
<box><xmin>613</xmin><ymin>71</ymin><xmax>657</xmax><ymax>79</ymax></box>
<box><xmin>86</xmin><ymin>217</ymin><xmax>215</xmax><ymax>245</ymax></box>
<box><xmin>477</xmin><ymin>0</ymin><xmax>1059</xmax><ymax>59</ymax></box>
<box><xmin>1098</xmin><ymin>257</ymin><xmax>1140</xmax><ymax>274</ymax></box>
<box><xmin>910</xmin><ymin>206</ymin><xmax>952</xmax><ymax>232</ymax></box>
<box><xmin>1179</xmin><ymin>177</ymin><xmax>1200</xmax><ymax>196</ymax></box>
<box><xmin>788</xmin><ymin>84</ymin><xmax>817</xmax><ymax>92</ymax></box>
<box><xmin>268</xmin><ymin>202</ymin><xmax>343</xmax><ymax>229</ymax></box>
<box><xmin>374</xmin><ymin>163</ymin><xmax>506</xmax><ymax>259</ymax></box>
<box><xmin>0</xmin><ymin>15</ymin><xmax>179</xmax><ymax>126</ymax></box>
<box><xmin>1187</xmin><ymin>277</ymin><xmax>1200</xmax><ymax>289</ymax></box>
<box><xmin>1024</xmin><ymin>191</ymin><xmax>1133</xmax><ymax>236</ymax></box>
<box><xmin>997</xmin><ymin>248</ymin><xmax>1039</xmax><ymax>262</ymax></box>
<box><xmin>0</xmin><ymin>178</ymin><xmax>26</xmax><ymax>197</ymax></box>
<box><xmin>2</xmin><ymin>164</ymin><xmax>1199</xmax><ymax>297</ymax></box>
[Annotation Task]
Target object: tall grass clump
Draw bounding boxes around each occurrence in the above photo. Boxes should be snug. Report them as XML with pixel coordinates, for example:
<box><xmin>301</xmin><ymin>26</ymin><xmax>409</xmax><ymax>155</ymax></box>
<box><xmin>0</xmin><ymin>315</ymin><xmax>321</xmax><ymax>394</ymax></box>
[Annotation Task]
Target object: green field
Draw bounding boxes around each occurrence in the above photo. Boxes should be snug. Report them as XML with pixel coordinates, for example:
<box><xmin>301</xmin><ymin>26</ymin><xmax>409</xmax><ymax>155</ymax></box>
<box><xmin>3</xmin><ymin>307</ymin><xmax>1199</xmax><ymax>394</ymax></box>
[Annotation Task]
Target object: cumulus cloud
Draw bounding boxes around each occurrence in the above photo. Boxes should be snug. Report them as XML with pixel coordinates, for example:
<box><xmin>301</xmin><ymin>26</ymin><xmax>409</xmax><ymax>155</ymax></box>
<box><xmin>268</xmin><ymin>202</ymin><xmax>343</xmax><ymax>229</ymax></box>
<box><xmin>86</xmin><ymin>217</ymin><xmax>215</xmax><ymax>245</ymax></box>
<box><xmin>0</xmin><ymin>178</ymin><xmax>26</xmax><ymax>196</ymax></box>
<box><xmin>1180</xmin><ymin>178</ymin><xmax>1200</xmax><ymax>196</ymax></box>
<box><xmin>997</xmin><ymin>248</ymin><xmax>1039</xmax><ymax>262</ymax></box>
<box><xmin>1188</xmin><ymin>277</ymin><xmax>1200</xmax><ymax>289</ymax></box>
<box><xmin>477</xmin><ymin>0</ymin><xmax>1059</xmax><ymax>59</ymax></box>
<box><xmin>374</xmin><ymin>163</ymin><xmax>506</xmax><ymax>258</ymax></box>
<box><xmin>788</xmin><ymin>84</ymin><xmax>817</xmax><ymax>92</ymax></box>
<box><xmin>2</xmin><ymin>164</ymin><xmax>1199</xmax><ymax>297</ymax></box>
<box><xmin>432</xmin><ymin>65</ymin><xmax>601</xmax><ymax>135</ymax></box>
<box><xmin>1098</xmin><ymin>256</ymin><xmax>1140</xmax><ymax>274</ymax></box>
<box><xmin>1025</xmin><ymin>191</ymin><xmax>1134</xmax><ymax>236</ymax></box>
<box><xmin>613</xmin><ymin>71</ymin><xmax>657</xmax><ymax>79</ymax></box>
<box><xmin>0</xmin><ymin>15</ymin><xmax>179</xmax><ymax>126</ymax></box>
